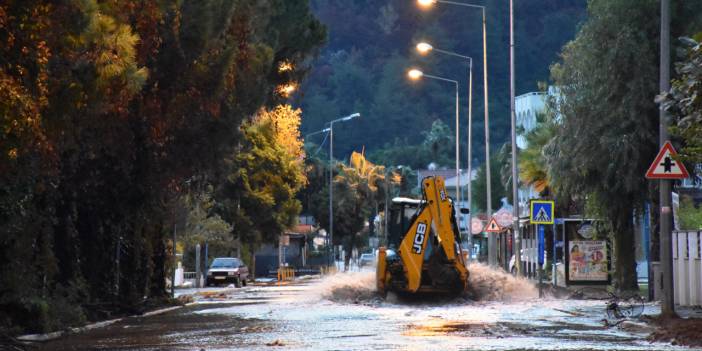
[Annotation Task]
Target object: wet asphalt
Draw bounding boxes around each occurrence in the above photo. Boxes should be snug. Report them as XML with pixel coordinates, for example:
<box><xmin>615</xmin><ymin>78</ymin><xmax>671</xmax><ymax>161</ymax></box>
<box><xmin>37</xmin><ymin>271</ymin><xmax>700</xmax><ymax>351</ymax></box>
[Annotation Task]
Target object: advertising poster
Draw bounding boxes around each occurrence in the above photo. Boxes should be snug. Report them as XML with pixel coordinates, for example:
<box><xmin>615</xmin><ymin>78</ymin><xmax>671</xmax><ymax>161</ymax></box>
<box><xmin>568</xmin><ymin>240</ymin><xmax>608</xmax><ymax>282</ymax></box>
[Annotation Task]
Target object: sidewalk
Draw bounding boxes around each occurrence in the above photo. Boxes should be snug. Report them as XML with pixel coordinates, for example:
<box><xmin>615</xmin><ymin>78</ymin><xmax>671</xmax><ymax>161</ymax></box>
<box><xmin>534</xmin><ymin>280</ymin><xmax>702</xmax><ymax>347</ymax></box>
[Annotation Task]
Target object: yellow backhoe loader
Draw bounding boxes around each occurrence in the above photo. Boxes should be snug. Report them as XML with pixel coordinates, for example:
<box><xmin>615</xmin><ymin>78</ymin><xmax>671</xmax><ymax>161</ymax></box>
<box><xmin>377</xmin><ymin>176</ymin><xmax>469</xmax><ymax>295</ymax></box>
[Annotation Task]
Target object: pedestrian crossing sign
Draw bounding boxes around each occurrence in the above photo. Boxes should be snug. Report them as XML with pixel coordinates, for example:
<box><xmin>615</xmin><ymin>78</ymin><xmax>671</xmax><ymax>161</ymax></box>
<box><xmin>530</xmin><ymin>200</ymin><xmax>554</xmax><ymax>224</ymax></box>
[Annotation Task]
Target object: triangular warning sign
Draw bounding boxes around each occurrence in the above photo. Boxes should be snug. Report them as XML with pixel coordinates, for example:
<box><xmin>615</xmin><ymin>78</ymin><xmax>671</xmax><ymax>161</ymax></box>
<box><xmin>485</xmin><ymin>217</ymin><xmax>501</xmax><ymax>233</ymax></box>
<box><xmin>645</xmin><ymin>141</ymin><xmax>690</xmax><ymax>179</ymax></box>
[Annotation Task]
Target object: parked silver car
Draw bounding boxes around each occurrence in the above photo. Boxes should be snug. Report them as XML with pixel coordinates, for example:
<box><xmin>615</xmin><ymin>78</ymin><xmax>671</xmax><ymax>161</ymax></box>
<box><xmin>206</xmin><ymin>257</ymin><xmax>249</xmax><ymax>288</ymax></box>
<box><xmin>359</xmin><ymin>253</ymin><xmax>375</xmax><ymax>267</ymax></box>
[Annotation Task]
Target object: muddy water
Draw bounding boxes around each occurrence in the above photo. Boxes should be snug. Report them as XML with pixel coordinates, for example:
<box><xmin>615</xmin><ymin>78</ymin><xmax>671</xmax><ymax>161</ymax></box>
<box><xmin>39</xmin><ymin>267</ymin><xmax>699</xmax><ymax>351</ymax></box>
<box><xmin>318</xmin><ymin>271</ymin><xmax>379</xmax><ymax>303</ymax></box>
<box><xmin>465</xmin><ymin>263</ymin><xmax>538</xmax><ymax>301</ymax></box>
<box><xmin>320</xmin><ymin>262</ymin><xmax>538</xmax><ymax>303</ymax></box>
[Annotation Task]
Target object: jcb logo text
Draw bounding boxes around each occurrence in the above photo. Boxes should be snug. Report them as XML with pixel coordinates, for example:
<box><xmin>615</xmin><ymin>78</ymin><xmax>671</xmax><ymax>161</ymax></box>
<box><xmin>413</xmin><ymin>222</ymin><xmax>427</xmax><ymax>254</ymax></box>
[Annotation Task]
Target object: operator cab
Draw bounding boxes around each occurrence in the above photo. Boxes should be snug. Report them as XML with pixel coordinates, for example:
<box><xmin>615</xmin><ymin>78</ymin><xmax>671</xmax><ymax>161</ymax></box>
<box><xmin>387</xmin><ymin>197</ymin><xmax>422</xmax><ymax>249</ymax></box>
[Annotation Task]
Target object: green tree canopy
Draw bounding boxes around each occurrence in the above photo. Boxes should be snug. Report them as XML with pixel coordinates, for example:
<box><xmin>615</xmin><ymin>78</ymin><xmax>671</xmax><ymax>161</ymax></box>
<box><xmin>547</xmin><ymin>0</ymin><xmax>702</xmax><ymax>291</ymax></box>
<box><xmin>0</xmin><ymin>0</ymin><xmax>324</xmax><ymax>334</ymax></box>
<box><xmin>309</xmin><ymin>152</ymin><xmax>393</xmax><ymax>268</ymax></box>
<box><xmin>519</xmin><ymin>113</ymin><xmax>556</xmax><ymax>198</ymax></box>
<box><xmin>659</xmin><ymin>37</ymin><xmax>702</xmax><ymax>163</ymax></box>
<box><xmin>472</xmin><ymin>151</ymin><xmax>507</xmax><ymax>214</ymax></box>
<box><xmin>217</xmin><ymin>106</ymin><xmax>307</xmax><ymax>248</ymax></box>
<box><xmin>368</xmin><ymin>119</ymin><xmax>454</xmax><ymax>170</ymax></box>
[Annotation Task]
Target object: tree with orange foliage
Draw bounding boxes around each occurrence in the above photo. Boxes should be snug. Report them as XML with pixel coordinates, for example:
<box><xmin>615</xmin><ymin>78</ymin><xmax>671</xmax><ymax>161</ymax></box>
<box><xmin>0</xmin><ymin>0</ymin><xmax>325</xmax><ymax>334</ymax></box>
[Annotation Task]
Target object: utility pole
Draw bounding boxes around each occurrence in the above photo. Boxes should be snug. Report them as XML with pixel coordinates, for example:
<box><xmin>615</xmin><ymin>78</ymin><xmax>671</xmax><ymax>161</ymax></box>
<box><xmin>467</xmin><ymin>58</ymin><xmax>473</xmax><ymax>261</ymax></box>
<box><xmin>327</xmin><ymin>113</ymin><xmax>360</xmax><ymax>268</ymax></box>
<box><xmin>115</xmin><ymin>234</ymin><xmax>121</xmax><ymax>297</ymax></box>
<box><xmin>384</xmin><ymin>169</ymin><xmax>390</xmax><ymax>247</ymax></box>
<box><xmin>171</xmin><ymin>212</ymin><xmax>177</xmax><ymax>298</ymax></box>
<box><xmin>455</xmin><ymin>72</ymin><xmax>461</xmax><ymax>210</ymax></box>
<box><xmin>195</xmin><ymin>243</ymin><xmax>201</xmax><ymax>288</ymax></box>
<box><xmin>482</xmin><ymin>6</ymin><xmax>495</xmax><ymax>267</ymax></box>
<box><xmin>659</xmin><ymin>0</ymin><xmax>675</xmax><ymax>317</ymax></box>
<box><xmin>509</xmin><ymin>0</ymin><xmax>521</xmax><ymax>275</ymax></box>
<box><xmin>329</xmin><ymin>126</ymin><xmax>334</xmax><ymax>267</ymax></box>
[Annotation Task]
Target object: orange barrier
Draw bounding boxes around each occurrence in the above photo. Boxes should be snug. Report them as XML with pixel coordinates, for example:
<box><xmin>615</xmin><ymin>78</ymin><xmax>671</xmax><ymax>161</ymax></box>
<box><xmin>277</xmin><ymin>267</ymin><xmax>295</xmax><ymax>283</ymax></box>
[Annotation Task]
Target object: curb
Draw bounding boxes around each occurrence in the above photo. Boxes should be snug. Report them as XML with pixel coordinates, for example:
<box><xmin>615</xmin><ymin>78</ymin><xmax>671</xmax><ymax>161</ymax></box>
<box><xmin>16</xmin><ymin>304</ymin><xmax>187</xmax><ymax>343</ymax></box>
<box><xmin>16</xmin><ymin>284</ymin><xmax>268</xmax><ymax>343</ymax></box>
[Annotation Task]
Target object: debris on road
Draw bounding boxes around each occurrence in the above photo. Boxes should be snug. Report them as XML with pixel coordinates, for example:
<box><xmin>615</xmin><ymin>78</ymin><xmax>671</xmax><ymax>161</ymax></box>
<box><xmin>646</xmin><ymin>315</ymin><xmax>702</xmax><ymax>347</ymax></box>
<box><xmin>177</xmin><ymin>294</ymin><xmax>195</xmax><ymax>304</ymax></box>
<box><xmin>265</xmin><ymin>339</ymin><xmax>285</xmax><ymax>346</ymax></box>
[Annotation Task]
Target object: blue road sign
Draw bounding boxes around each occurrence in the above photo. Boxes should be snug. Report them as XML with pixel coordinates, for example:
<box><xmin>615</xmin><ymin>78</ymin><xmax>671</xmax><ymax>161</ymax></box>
<box><xmin>530</xmin><ymin>200</ymin><xmax>554</xmax><ymax>224</ymax></box>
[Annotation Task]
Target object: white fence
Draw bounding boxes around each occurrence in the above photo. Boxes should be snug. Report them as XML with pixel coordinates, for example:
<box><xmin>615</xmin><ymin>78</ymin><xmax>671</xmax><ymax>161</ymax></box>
<box><xmin>672</xmin><ymin>231</ymin><xmax>702</xmax><ymax>306</ymax></box>
<box><xmin>174</xmin><ymin>267</ymin><xmax>184</xmax><ymax>287</ymax></box>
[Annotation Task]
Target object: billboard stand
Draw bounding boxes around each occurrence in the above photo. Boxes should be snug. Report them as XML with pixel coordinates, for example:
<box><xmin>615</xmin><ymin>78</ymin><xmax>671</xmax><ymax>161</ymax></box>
<box><xmin>563</xmin><ymin>219</ymin><xmax>610</xmax><ymax>286</ymax></box>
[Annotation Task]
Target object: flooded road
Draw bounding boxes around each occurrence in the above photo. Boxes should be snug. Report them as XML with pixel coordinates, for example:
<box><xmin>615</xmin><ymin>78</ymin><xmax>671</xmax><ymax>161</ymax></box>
<box><xmin>40</xmin><ymin>265</ymin><xmax>697</xmax><ymax>350</ymax></box>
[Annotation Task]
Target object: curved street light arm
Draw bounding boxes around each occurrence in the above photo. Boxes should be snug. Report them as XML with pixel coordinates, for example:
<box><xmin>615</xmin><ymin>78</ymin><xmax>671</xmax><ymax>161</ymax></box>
<box><xmin>432</xmin><ymin>47</ymin><xmax>473</xmax><ymax>63</ymax></box>
<box><xmin>422</xmin><ymin>73</ymin><xmax>459</xmax><ymax>86</ymax></box>
<box><xmin>326</xmin><ymin>112</ymin><xmax>361</xmax><ymax>126</ymax></box>
<box><xmin>436</xmin><ymin>0</ymin><xmax>485</xmax><ymax>11</ymax></box>
<box><xmin>305</xmin><ymin>128</ymin><xmax>331</xmax><ymax>138</ymax></box>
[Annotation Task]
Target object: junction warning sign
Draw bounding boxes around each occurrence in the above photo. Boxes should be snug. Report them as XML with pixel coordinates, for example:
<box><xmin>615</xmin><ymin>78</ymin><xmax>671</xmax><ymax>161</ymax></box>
<box><xmin>645</xmin><ymin>141</ymin><xmax>689</xmax><ymax>179</ymax></box>
<box><xmin>485</xmin><ymin>217</ymin><xmax>501</xmax><ymax>233</ymax></box>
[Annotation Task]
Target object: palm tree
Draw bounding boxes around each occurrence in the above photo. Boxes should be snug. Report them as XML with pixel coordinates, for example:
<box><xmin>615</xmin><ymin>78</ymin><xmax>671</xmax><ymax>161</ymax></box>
<box><xmin>334</xmin><ymin>151</ymin><xmax>398</xmax><ymax>269</ymax></box>
<box><xmin>519</xmin><ymin>113</ymin><xmax>556</xmax><ymax>196</ymax></box>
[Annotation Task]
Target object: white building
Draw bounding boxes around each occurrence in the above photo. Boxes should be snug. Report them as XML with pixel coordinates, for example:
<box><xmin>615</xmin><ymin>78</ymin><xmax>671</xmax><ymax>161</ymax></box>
<box><xmin>445</xmin><ymin>170</ymin><xmax>477</xmax><ymax>233</ymax></box>
<box><xmin>516</xmin><ymin>92</ymin><xmax>546</xmax><ymax>148</ymax></box>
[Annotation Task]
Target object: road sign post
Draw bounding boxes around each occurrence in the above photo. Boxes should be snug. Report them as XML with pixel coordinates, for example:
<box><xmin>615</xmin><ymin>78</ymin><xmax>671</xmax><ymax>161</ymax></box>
<box><xmin>538</xmin><ymin>225</ymin><xmax>545</xmax><ymax>266</ymax></box>
<box><xmin>530</xmin><ymin>200</ymin><xmax>553</xmax><ymax>298</ymax></box>
<box><xmin>538</xmin><ymin>224</ymin><xmax>545</xmax><ymax>297</ymax></box>
<box><xmin>646</xmin><ymin>140</ymin><xmax>689</xmax><ymax>315</ymax></box>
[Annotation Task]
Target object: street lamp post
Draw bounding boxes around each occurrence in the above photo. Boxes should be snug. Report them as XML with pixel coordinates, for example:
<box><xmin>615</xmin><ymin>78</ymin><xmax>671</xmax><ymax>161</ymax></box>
<box><xmin>416</xmin><ymin>42</ymin><xmax>474</xmax><ymax>260</ymax></box>
<box><xmin>417</xmin><ymin>0</ymin><xmax>494</xmax><ymax>266</ymax></box>
<box><xmin>171</xmin><ymin>178</ymin><xmax>192</xmax><ymax>298</ymax></box>
<box><xmin>509</xmin><ymin>0</ymin><xmax>522</xmax><ymax>275</ymax></box>
<box><xmin>407</xmin><ymin>68</ymin><xmax>460</xmax><ymax>195</ymax></box>
<box><xmin>326</xmin><ymin>113</ymin><xmax>360</xmax><ymax>268</ymax></box>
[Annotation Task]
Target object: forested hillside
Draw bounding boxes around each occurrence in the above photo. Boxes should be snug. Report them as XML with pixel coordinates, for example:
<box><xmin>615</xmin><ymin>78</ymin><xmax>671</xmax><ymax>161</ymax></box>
<box><xmin>299</xmin><ymin>0</ymin><xmax>586</xmax><ymax>168</ymax></box>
